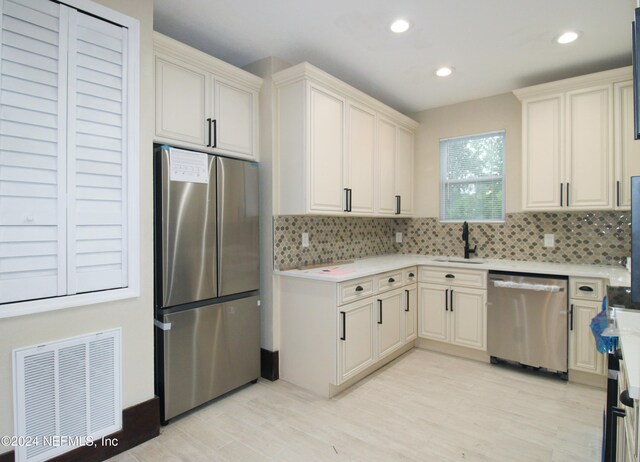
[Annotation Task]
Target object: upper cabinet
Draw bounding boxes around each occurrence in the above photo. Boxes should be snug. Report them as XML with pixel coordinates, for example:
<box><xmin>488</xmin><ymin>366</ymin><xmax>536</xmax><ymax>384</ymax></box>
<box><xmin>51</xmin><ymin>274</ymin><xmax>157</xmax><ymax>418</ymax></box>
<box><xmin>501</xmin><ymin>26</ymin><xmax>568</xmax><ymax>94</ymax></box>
<box><xmin>153</xmin><ymin>33</ymin><xmax>262</xmax><ymax>161</ymax></box>
<box><xmin>274</xmin><ymin>62</ymin><xmax>418</xmax><ymax>216</ymax></box>
<box><xmin>514</xmin><ymin>67</ymin><xmax>636</xmax><ymax>211</ymax></box>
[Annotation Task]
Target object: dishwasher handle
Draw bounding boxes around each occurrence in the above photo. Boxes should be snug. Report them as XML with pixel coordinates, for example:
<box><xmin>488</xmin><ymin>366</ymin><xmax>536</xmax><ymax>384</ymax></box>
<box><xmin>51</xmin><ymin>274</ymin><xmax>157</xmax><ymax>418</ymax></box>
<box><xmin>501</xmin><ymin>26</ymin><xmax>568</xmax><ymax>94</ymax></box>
<box><xmin>490</xmin><ymin>279</ymin><xmax>564</xmax><ymax>293</ymax></box>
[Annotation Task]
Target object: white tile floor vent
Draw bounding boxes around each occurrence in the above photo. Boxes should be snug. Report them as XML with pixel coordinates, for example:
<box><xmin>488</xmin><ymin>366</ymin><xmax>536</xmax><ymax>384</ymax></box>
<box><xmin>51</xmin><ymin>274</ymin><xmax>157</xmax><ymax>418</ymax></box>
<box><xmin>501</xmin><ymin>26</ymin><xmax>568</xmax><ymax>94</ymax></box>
<box><xmin>13</xmin><ymin>329</ymin><xmax>121</xmax><ymax>462</ymax></box>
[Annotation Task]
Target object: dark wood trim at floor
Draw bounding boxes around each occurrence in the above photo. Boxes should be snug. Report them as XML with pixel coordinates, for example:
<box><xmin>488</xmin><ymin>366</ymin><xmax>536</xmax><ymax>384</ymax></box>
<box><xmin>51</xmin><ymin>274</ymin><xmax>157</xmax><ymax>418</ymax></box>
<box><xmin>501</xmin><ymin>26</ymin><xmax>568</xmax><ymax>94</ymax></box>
<box><xmin>261</xmin><ymin>348</ymin><xmax>279</xmax><ymax>381</ymax></box>
<box><xmin>0</xmin><ymin>397</ymin><xmax>159</xmax><ymax>462</ymax></box>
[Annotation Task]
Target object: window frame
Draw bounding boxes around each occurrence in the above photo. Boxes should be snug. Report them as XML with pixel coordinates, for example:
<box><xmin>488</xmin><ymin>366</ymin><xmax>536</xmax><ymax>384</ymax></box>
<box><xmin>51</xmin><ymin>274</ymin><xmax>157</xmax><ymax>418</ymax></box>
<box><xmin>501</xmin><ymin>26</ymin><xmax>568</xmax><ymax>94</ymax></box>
<box><xmin>0</xmin><ymin>0</ymin><xmax>140</xmax><ymax>319</ymax></box>
<box><xmin>439</xmin><ymin>129</ymin><xmax>506</xmax><ymax>224</ymax></box>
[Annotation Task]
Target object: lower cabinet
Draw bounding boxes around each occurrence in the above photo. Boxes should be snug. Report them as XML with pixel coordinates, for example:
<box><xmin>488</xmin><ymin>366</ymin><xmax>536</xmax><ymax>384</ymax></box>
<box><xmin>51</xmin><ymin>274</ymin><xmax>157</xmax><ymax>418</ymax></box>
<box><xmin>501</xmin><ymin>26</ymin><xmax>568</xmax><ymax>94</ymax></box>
<box><xmin>569</xmin><ymin>299</ymin><xmax>605</xmax><ymax>375</ymax></box>
<box><xmin>418</xmin><ymin>283</ymin><xmax>487</xmax><ymax>351</ymax></box>
<box><xmin>376</xmin><ymin>288</ymin><xmax>405</xmax><ymax>359</ymax></box>
<box><xmin>338</xmin><ymin>298</ymin><xmax>376</xmax><ymax>382</ymax></box>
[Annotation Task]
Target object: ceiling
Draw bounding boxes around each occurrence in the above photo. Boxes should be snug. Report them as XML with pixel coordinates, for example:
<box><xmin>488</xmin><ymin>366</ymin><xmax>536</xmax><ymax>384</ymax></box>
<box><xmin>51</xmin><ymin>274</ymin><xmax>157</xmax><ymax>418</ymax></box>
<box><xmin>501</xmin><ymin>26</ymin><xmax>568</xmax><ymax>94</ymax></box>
<box><xmin>153</xmin><ymin>0</ymin><xmax>637</xmax><ymax>115</ymax></box>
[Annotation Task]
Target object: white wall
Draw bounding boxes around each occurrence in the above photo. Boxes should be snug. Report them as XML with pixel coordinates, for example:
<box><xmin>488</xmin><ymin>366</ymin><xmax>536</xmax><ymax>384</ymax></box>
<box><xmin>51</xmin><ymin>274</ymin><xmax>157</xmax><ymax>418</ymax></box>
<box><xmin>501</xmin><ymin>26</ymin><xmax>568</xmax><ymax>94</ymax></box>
<box><xmin>0</xmin><ymin>0</ymin><xmax>154</xmax><ymax>453</ymax></box>
<box><xmin>243</xmin><ymin>57</ymin><xmax>291</xmax><ymax>352</ymax></box>
<box><xmin>412</xmin><ymin>92</ymin><xmax>522</xmax><ymax>218</ymax></box>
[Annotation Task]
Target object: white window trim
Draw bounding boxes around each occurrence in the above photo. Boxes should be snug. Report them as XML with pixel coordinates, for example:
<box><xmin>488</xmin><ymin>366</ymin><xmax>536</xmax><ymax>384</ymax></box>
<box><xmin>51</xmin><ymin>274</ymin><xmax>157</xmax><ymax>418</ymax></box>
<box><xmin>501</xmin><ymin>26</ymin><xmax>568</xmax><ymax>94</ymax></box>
<box><xmin>439</xmin><ymin>130</ymin><xmax>506</xmax><ymax>224</ymax></box>
<box><xmin>0</xmin><ymin>0</ymin><xmax>140</xmax><ymax>319</ymax></box>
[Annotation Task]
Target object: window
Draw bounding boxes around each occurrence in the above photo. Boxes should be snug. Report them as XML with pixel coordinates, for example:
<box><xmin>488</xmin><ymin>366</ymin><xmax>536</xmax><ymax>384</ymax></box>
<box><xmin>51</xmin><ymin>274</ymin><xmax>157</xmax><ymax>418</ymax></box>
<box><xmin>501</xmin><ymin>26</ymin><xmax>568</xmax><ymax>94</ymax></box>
<box><xmin>0</xmin><ymin>0</ymin><xmax>139</xmax><ymax>317</ymax></box>
<box><xmin>440</xmin><ymin>130</ymin><xmax>505</xmax><ymax>222</ymax></box>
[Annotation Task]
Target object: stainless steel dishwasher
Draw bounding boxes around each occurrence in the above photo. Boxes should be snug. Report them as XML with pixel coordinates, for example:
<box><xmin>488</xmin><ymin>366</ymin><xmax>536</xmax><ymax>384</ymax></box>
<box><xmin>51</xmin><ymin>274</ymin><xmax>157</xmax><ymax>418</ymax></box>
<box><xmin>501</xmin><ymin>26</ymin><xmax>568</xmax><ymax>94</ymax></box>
<box><xmin>487</xmin><ymin>271</ymin><xmax>568</xmax><ymax>377</ymax></box>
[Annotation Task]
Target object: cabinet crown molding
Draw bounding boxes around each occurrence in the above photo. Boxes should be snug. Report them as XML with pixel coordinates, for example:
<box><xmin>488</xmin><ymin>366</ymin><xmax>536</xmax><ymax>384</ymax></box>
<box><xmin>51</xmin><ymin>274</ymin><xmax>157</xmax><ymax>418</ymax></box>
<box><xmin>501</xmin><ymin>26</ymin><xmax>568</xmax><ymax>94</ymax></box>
<box><xmin>513</xmin><ymin>66</ymin><xmax>632</xmax><ymax>100</ymax></box>
<box><xmin>153</xmin><ymin>32</ymin><xmax>263</xmax><ymax>91</ymax></box>
<box><xmin>273</xmin><ymin>61</ymin><xmax>419</xmax><ymax>130</ymax></box>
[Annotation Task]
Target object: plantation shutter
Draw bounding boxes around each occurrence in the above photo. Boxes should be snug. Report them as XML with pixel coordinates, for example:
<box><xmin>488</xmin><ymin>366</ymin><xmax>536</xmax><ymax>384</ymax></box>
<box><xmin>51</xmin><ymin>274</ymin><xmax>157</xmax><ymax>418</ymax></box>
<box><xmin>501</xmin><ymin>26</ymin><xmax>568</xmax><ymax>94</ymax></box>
<box><xmin>440</xmin><ymin>131</ymin><xmax>505</xmax><ymax>222</ymax></box>
<box><xmin>67</xmin><ymin>10</ymin><xmax>127</xmax><ymax>294</ymax></box>
<box><xmin>0</xmin><ymin>0</ymin><xmax>129</xmax><ymax>305</ymax></box>
<box><xmin>0</xmin><ymin>0</ymin><xmax>67</xmax><ymax>303</ymax></box>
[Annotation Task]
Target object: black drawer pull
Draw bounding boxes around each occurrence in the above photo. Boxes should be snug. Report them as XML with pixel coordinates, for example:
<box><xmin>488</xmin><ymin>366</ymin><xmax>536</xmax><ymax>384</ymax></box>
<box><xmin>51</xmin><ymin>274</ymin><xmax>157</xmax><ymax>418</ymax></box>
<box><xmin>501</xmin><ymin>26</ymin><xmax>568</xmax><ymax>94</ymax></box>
<box><xmin>445</xmin><ymin>289</ymin><xmax>449</xmax><ymax>311</ymax></box>
<box><xmin>445</xmin><ymin>274</ymin><xmax>455</xmax><ymax>279</ymax></box>
<box><xmin>378</xmin><ymin>299</ymin><xmax>383</xmax><ymax>324</ymax></box>
<box><xmin>621</xmin><ymin>390</ymin><xmax>635</xmax><ymax>408</ymax></box>
<box><xmin>405</xmin><ymin>290</ymin><xmax>410</xmax><ymax>312</ymax></box>
<box><xmin>340</xmin><ymin>311</ymin><xmax>346</xmax><ymax>341</ymax></box>
<box><xmin>450</xmin><ymin>289</ymin><xmax>454</xmax><ymax>312</ymax></box>
<box><xmin>355</xmin><ymin>286</ymin><xmax>364</xmax><ymax>292</ymax></box>
<box><xmin>578</xmin><ymin>285</ymin><xmax>594</xmax><ymax>292</ymax></box>
<box><xmin>408</xmin><ymin>272</ymin><xmax>415</xmax><ymax>278</ymax></box>
<box><xmin>388</xmin><ymin>277</ymin><xmax>395</xmax><ymax>283</ymax></box>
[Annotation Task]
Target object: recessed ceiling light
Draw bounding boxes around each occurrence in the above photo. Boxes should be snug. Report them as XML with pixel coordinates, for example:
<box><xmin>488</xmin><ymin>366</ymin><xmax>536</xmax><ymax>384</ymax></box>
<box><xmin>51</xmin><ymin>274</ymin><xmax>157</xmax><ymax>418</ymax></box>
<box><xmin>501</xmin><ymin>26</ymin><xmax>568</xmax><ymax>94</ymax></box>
<box><xmin>390</xmin><ymin>19</ymin><xmax>410</xmax><ymax>33</ymax></box>
<box><xmin>435</xmin><ymin>67</ymin><xmax>454</xmax><ymax>77</ymax></box>
<box><xmin>556</xmin><ymin>31</ymin><xmax>580</xmax><ymax>44</ymax></box>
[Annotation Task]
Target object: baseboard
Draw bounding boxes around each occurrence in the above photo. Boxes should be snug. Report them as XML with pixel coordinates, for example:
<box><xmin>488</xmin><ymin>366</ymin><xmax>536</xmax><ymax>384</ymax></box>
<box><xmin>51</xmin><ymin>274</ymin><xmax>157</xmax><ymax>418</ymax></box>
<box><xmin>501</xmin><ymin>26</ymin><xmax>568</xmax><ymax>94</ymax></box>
<box><xmin>569</xmin><ymin>368</ymin><xmax>607</xmax><ymax>389</ymax></box>
<box><xmin>261</xmin><ymin>348</ymin><xmax>279</xmax><ymax>381</ymax></box>
<box><xmin>415</xmin><ymin>338</ymin><xmax>491</xmax><ymax>363</ymax></box>
<box><xmin>0</xmin><ymin>397</ymin><xmax>160</xmax><ymax>462</ymax></box>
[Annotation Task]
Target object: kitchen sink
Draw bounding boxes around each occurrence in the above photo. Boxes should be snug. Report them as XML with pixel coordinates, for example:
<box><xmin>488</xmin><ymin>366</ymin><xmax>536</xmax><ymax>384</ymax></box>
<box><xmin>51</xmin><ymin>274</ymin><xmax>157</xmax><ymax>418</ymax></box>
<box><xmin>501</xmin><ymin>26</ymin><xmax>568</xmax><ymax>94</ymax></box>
<box><xmin>433</xmin><ymin>258</ymin><xmax>485</xmax><ymax>264</ymax></box>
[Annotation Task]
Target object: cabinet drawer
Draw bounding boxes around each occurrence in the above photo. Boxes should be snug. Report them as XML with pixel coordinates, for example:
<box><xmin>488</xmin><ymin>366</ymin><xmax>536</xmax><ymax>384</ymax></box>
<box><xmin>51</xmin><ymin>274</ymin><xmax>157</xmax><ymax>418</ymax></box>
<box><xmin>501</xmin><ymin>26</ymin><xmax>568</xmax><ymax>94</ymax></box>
<box><xmin>570</xmin><ymin>278</ymin><xmax>604</xmax><ymax>301</ymax></box>
<box><xmin>338</xmin><ymin>277</ymin><xmax>374</xmax><ymax>306</ymax></box>
<box><xmin>403</xmin><ymin>267</ymin><xmax>418</xmax><ymax>285</ymax></box>
<box><xmin>376</xmin><ymin>270</ymin><xmax>404</xmax><ymax>293</ymax></box>
<box><xmin>419</xmin><ymin>266</ymin><xmax>486</xmax><ymax>289</ymax></box>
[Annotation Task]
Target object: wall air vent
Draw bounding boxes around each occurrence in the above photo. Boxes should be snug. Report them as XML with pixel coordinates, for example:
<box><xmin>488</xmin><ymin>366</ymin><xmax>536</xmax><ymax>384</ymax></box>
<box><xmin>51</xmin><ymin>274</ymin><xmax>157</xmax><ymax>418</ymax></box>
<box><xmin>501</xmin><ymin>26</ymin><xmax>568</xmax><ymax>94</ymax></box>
<box><xmin>13</xmin><ymin>329</ymin><xmax>121</xmax><ymax>462</ymax></box>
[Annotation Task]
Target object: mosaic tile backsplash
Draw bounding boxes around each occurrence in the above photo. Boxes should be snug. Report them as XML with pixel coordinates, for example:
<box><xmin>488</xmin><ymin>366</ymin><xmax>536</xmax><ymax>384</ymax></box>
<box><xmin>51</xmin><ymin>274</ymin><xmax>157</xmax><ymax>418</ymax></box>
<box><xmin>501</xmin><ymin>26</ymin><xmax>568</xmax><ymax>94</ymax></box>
<box><xmin>273</xmin><ymin>212</ymin><xmax>630</xmax><ymax>269</ymax></box>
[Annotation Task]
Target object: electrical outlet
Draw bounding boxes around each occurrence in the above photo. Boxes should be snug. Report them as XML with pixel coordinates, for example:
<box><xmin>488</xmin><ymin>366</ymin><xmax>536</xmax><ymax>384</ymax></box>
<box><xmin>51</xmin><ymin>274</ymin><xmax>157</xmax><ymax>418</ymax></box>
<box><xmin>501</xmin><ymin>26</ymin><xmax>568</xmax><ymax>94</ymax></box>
<box><xmin>395</xmin><ymin>232</ymin><xmax>403</xmax><ymax>243</ymax></box>
<box><xmin>302</xmin><ymin>232</ymin><xmax>309</xmax><ymax>248</ymax></box>
<box><xmin>544</xmin><ymin>234</ymin><xmax>554</xmax><ymax>248</ymax></box>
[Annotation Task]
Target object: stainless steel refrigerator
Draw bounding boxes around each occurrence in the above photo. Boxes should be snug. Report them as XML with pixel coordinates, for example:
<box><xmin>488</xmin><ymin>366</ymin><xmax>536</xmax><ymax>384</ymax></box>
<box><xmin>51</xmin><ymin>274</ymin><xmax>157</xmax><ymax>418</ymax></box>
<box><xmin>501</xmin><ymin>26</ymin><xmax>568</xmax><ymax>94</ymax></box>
<box><xmin>153</xmin><ymin>145</ymin><xmax>260</xmax><ymax>423</ymax></box>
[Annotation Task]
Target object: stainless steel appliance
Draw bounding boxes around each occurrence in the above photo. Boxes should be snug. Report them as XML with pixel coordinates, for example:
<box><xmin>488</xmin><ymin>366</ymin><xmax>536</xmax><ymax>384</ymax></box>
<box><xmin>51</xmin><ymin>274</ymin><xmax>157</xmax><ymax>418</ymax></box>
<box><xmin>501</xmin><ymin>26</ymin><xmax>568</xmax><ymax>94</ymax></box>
<box><xmin>487</xmin><ymin>271</ymin><xmax>568</xmax><ymax>376</ymax></box>
<box><xmin>154</xmin><ymin>145</ymin><xmax>260</xmax><ymax>423</ymax></box>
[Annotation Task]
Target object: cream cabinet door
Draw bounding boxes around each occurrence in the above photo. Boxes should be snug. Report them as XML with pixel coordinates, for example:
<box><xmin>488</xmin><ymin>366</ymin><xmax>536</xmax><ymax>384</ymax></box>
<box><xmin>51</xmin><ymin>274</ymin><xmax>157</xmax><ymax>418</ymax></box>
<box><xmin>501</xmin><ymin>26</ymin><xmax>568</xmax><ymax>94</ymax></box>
<box><xmin>418</xmin><ymin>284</ymin><xmax>449</xmax><ymax>342</ymax></box>
<box><xmin>569</xmin><ymin>300</ymin><xmax>604</xmax><ymax>375</ymax></box>
<box><xmin>404</xmin><ymin>286</ymin><xmax>418</xmax><ymax>342</ymax></box>
<box><xmin>396</xmin><ymin>126</ymin><xmax>414</xmax><ymax>215</ymax></box>
<box><xmin>449</xmin><ymin>287</ymin><xmax>486</xmax><ymax>351</ymax></box>
<box><xmin>309</xmin><ymin>84</ymin><xmax>345</xmax><ymax>213</ymax></box>
<box><xmin>376</xmin><ymin>289</ymin><xmax>404</xmax><ymax>359</ymax></box>
<box><xmin>213</xmin><ymin>78</ymin><xmax>256</xmax><ymax>158</ymax></box>
<box><xmin>565</xmin><ymin>85</ymin><xmax>613</xmax><ymax>209</ymax></box>
<box><xmin>155</xmin><ymin>56</ymin><xmax>209</xmax><ymax>146</ymax></box>
<box><xmin>614</xmin><ymin>81</ymin><xmax>640</xmax><ymax>209</ymax></box>
<box><xmin>522</xmin><ymin>95</ymin><xmax>564</xmax><ymax>210</ymax></box>
<box><xmin>376</xmin><ymin>117</ymin><xmax>397</xmax><ymax>215</ymax></box>
<box><xmin>338</xmin><ymin>298</ymin><xmax>376</xmax><ymax>383</ymax></box>
<box><xmin>346</xmin><ymin>101</ymin><xmax>375</xmax><ymax>214</ymax></box>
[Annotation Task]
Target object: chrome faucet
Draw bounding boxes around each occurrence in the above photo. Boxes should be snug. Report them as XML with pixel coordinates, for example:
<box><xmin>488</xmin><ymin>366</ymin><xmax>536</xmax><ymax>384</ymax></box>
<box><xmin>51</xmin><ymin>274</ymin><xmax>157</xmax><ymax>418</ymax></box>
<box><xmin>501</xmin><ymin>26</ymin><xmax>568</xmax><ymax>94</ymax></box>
<box><xmin>462</xmin><ymin>221</ymin><xmax>477</xmax><ymax>259</ymax></box>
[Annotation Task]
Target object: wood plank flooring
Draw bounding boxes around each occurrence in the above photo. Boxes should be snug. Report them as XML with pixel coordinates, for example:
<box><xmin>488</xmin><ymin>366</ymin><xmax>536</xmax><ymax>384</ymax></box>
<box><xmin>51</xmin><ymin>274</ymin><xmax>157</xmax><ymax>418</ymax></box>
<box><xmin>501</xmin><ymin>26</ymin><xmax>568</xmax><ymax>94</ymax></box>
<box><xmin>109</xmin><ymin>349</ymin><xmax>604</xmax><ymax>461</ymax></box>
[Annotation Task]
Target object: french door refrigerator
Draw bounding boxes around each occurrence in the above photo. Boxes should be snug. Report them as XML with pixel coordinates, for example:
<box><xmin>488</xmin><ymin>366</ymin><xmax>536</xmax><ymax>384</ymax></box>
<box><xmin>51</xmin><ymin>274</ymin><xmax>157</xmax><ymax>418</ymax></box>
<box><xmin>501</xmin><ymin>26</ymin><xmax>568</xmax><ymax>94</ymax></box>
<box><xmin>153</xmin><ymin>145</ymin><xmax>260</xmax><ymax>423</ymax></box>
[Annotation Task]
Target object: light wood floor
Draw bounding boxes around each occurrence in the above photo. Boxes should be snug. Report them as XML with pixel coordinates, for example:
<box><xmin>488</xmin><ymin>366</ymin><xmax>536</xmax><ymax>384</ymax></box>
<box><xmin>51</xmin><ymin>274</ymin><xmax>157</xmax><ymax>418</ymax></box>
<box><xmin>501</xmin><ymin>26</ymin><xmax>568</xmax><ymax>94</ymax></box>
<box><xmin>109</xmin><ymin>349</ymin><xmax>605</xmax><ymax>461</ymax></box>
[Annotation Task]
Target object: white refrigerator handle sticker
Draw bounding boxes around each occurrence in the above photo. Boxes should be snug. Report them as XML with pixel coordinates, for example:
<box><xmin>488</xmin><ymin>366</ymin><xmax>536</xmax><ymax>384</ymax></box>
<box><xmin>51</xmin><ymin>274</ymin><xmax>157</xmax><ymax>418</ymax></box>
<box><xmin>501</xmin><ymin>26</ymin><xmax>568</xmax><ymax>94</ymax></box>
<box><xmin>169</xmin><ymin>148</ymin><xmax>209</xmax><ymax>184</ymax></box>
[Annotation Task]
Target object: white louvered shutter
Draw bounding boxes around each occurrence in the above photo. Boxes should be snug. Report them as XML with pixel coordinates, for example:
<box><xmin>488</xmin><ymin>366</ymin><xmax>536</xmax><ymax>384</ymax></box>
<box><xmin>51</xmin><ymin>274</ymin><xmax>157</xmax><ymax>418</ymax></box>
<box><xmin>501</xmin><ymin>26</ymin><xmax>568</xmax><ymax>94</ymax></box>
<box><xmin>0</xmin><ymin>0</ymin><xmax>67</xmax><ymax>303</ymax></box>
<box><xmin>66</xmin><ymin>10</ymin><xmax>127</xmax><ymax>294</ymax></box>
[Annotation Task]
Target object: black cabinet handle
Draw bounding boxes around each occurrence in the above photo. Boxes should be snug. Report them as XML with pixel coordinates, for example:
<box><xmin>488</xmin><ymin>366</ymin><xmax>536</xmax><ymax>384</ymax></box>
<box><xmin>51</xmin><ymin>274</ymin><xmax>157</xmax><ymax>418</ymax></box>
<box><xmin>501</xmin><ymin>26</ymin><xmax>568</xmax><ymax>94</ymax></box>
<box><xmin>344</xmin><ymin>188</ymin><xmax>349</xmax><ymax>212</ymax></box>
<box><xmin>560</xmin><ymin>183</ymin><xmax>563</xmax><ymax>206</ymax></box>
<box><xmin>348</xmin><ymin>189</ymin><xmax>352</xmax><ymax>212</ymax></box>
<box><xmin>566</xmin><ymin>182</ymin><xmax>570</xmax><ymax>206</ymax></box>
<box><xmin>395</xmin><ymin>195</ymin><xmax>401</xmax><ymax>215</ymax></box>
<box><xmin>569</xmin><ymin>304</ymin><xmax>574</xmax><ymax>331</ymax></box>
<box><xmin>621</xmin><ymin>390</ymin><xmax>635</xmax><ymax>408</ymax></box>
<box><xmin>450</xmin><ymin>289</ymin><xmax>454</xmax><ymax>312</ymax></box>
<box><xmin>405</xmin><ymin>290</ymin><xmax>410</xmax><ymax>312</ymax></box>
<box><xmin>206</xmin><ymin>118</ymin><xmax>212</xmax><ymax>147</ymax></box>
<box><xmin>340</xmin><ymin>311</ymin><xmax>346</xmax><ymax>340</ymax></box>
<box><xmin>617</xmin><ymin>180</ymin><xmax>621</xmax><ymax>207</ymax></box>
<box><xmin>578</xmin><ymin>285</ymin><xmax>594</xmax><ymax>292</ymax></box>
<box><xmin>445</xmin><ymin>274</ymin><xmax>455</xmax><ymax>279</ymax></box>
<box><xmin>355</xmin><ymin>285</ymin><xmax>364</xmax><ymax>292</ymax></box>
<box><xmin>398</xmin><ymin>195</ymin><xmax>401</xmax><ymax>213</ymax></box>
<box><xmin>445</xmin><ymin>289</ymin><xmax>449</xmax><ymax>311</ymax></box>
<box><xmin>212</xmin><ymin>119</ymin><xmax>217</xmax><ymax>148</ymax></box>
<box><xmin>378</xmin><ymin>299</ymin><xmax>383</xmax><ymax>324</ymax></box>
<box><xmin>388</xmin><ymin>277</ymin><xmax>395</xmax><ymax>283</ymax></box>
<box><xmin>409</xmin><ymin>272</ymin><xmax>415</xmax><ymax>278</ymax></box>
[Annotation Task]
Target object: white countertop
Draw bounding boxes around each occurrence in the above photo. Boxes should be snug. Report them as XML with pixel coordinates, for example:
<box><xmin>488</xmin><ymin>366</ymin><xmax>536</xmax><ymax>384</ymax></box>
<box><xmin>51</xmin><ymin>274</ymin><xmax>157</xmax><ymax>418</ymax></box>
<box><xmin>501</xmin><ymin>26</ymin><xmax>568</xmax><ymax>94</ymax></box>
<box><xmin>275</xmin><ymin>254</ymin><xmax>631</xmax><ymax>286</ymax></box>
<box><xmin>615</xmin><ymin>309</ymin><xmax>640</xmax><ymax>399</ymax></box>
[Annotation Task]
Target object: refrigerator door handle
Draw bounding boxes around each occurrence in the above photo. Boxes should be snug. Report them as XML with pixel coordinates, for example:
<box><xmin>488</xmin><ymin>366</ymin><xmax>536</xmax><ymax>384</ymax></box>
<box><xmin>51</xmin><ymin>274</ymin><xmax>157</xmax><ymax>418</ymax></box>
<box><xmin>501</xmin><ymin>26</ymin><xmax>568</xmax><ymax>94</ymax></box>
<box><xmin>154</xmin><ymin>319</ymin><xmax>172</xmax><ymax>331</ymax></box>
